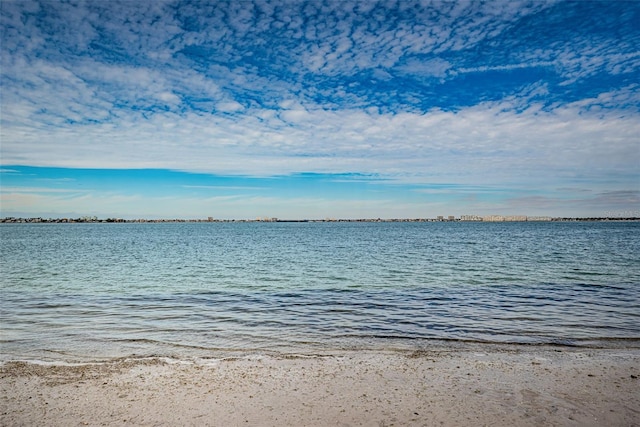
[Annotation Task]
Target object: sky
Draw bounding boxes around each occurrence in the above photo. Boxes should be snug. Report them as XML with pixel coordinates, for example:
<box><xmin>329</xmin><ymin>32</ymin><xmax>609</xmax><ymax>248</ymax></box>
<box><xmin>1</xmin><ymin>0</ymin><xmax>639</xmax><ymax>220</ymax></box>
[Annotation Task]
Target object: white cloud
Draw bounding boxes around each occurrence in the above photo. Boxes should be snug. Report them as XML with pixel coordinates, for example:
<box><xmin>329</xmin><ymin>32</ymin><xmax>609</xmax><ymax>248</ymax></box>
<box><xmin>396</xmin><ymin>58</ymin><xmax>452</xmax><ymax>79</ymax></box>
<box><xmin>216</xmin><ymin>100</ymin><xmax>244</xmax><ymax>113</ymax></box>
<box><xmin>2</xmin><ymin>88</ymin><xmax>637</xmax><ymax>191</ymax></box>
<box><xmin>0</xmin><ymin>187</ymin><xmax>85</xmax><ymax>194</ymax></box>
<box><xmin>1</xmin><ymin>0</ymin><xmax>638</xmax><ymax>220</ymax></box>
<box><xmin>0</xmin><ymin>186</ymin><xmax>436</xmax><ymax>220</ymax></box>
<box><xmin>457</xmin><ymin>61</ymin><xmax>556</xmax><ymax>75</ymax></box>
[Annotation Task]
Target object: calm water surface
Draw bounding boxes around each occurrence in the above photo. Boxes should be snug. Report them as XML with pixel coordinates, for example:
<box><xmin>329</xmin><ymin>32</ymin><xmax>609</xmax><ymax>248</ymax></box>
<box><xmin>1</xmin><ymin>222</ymin><xmax>639</xmax><ymax>361</ymax></box>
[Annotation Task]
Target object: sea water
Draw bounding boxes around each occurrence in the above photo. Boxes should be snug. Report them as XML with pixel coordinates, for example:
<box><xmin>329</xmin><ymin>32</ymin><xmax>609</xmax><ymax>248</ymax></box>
<box><xmin>1</xmin><ymin>221</ymin><xmax>639</xmax><ymax>361</ymax></box>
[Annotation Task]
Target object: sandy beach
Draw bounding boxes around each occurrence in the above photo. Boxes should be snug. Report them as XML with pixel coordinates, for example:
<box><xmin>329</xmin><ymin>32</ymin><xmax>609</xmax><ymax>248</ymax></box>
<box><xmin>1</xmin><ymin>345</ymin><xmax>638</xmax><ymax>427</ymax></box>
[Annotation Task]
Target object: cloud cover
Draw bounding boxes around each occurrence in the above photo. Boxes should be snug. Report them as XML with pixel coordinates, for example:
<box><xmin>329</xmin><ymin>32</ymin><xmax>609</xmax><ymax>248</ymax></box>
<box><xmin>1</xmin><ymin>0</ymin><xmax>639</xmax><ymax>217</ymax></box>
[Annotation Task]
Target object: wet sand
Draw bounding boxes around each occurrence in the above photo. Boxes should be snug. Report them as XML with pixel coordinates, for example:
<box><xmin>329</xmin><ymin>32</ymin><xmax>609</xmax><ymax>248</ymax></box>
<box><xmin>1</xmin><ymin>345</ymin><xmax>638</xmax><ymax>426</ymax></box>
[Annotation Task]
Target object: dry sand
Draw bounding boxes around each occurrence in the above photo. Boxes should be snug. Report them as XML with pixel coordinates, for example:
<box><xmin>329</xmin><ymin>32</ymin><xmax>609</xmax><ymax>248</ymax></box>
<box><xmin>1</xmin><ymin>345</ymin><xmax>638</xmax><ymax>426</ymax></box>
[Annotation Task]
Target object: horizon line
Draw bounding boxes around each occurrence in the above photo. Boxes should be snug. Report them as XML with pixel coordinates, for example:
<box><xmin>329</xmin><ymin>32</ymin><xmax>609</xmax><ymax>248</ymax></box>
<box><xmin>2</xmin><ymin>216</ymin><xmax>639</xmax><ymax>224</ymax></box>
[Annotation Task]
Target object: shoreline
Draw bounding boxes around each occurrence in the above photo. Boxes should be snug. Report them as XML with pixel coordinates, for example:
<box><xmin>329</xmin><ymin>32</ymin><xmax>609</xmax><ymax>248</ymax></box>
<box><xmin>2</xmin><ymin>345</ymin><xmax>638</xmax><ymax>426</ymax></box>
<box><xmin>3</xmin><ymin>338</ymin><xmax>640</xmax><ymax>366</ymax></box>
<box><xmin>3</xmin><ymin>217</ymin><xmax>640</xmax><ymax>223</ymax></box>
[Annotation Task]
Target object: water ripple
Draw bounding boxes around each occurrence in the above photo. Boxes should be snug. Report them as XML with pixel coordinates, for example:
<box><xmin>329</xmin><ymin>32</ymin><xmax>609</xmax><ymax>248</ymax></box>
<box><xmin>1</xmin><ymin>221</ymin><xmax>639</xmax><ymax>360</ymax></box>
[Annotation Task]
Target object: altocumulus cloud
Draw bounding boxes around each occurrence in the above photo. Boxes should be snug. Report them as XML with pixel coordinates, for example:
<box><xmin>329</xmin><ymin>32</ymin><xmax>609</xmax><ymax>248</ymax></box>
<box><xmin>0</xmin><ymin>0</ymin><xmax>639</xmax><ymax>218</ymax></box>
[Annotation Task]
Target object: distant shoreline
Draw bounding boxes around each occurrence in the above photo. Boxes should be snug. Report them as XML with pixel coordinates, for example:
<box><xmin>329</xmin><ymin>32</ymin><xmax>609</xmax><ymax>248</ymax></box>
<box><xmin>2</xmin><ymin>216</ymin><xmax>639</xmax><ymax>223</ymax></box>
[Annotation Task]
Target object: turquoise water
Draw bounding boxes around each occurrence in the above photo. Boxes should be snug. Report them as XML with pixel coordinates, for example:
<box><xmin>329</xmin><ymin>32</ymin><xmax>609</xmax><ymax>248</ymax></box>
<box><xmin>1</xmin><ymin>221</ymin><xmax>639</xmax><ymax>361</ymax></box>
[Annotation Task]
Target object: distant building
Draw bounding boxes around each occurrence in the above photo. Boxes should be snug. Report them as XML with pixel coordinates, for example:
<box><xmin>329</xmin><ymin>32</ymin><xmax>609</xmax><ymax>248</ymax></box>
<box><xmin>475</xmin><ymin>215</ymin><xmax>529</xmax><ymax>222</ymax></box>
<box><xmin>504</xmin><ymin>215</ymin><xmax>527</xmax><ymax>221</ymax></box>
<box><xmin>528</xmin><ymin>216</ymin><xmax>553</xmax><ymax>221</ymax></box>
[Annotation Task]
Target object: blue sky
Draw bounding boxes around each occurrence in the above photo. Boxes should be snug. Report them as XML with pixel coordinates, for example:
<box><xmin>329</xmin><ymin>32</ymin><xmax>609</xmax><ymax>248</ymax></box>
<box><xmin>1</xmin><ymin>0</ymin><xmax>639</xmax><ymax>219</ymax></box>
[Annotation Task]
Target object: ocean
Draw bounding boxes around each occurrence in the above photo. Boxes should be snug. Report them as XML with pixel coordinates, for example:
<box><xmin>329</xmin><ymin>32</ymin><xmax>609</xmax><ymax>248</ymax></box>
<box><xmin>1</xmin><ymin>221</ymin><xmax>639</xmax><ymax>362</ymax></box>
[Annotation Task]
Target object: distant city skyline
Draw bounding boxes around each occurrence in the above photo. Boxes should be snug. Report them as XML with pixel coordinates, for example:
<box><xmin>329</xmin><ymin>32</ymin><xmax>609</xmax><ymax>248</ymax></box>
<box><xmin>3</xmin><ymin>214</ymin><xmax>638</xmax><ymax>224</ymax></box>
<box><xmin>1</xmin><ymin>1</ymin><xmax>639</xmax><ymax>219</ymax></box>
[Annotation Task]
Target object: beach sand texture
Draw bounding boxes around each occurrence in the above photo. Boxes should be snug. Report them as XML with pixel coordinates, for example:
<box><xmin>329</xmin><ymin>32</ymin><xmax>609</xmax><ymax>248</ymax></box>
<box><xmin>2</xmin><ymin>346</ymin><xmax>638</xmax><ymax>427</ymax></box>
